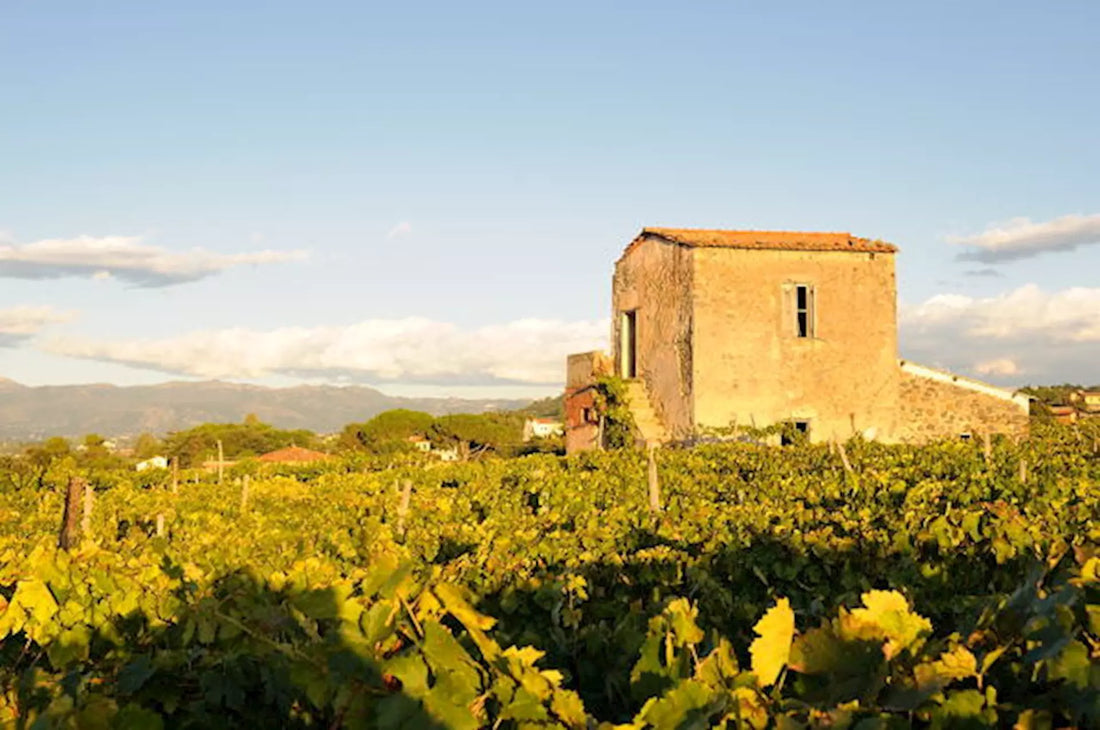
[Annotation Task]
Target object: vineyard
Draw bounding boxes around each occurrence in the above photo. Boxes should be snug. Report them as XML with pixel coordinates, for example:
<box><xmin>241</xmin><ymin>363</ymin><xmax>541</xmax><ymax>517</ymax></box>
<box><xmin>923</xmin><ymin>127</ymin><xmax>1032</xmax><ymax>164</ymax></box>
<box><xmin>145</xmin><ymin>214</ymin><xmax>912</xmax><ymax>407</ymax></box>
<box><xmin>1</xmin><ymin>422</ymin><xmax>1098</xmax><ymax>728</ymax></box>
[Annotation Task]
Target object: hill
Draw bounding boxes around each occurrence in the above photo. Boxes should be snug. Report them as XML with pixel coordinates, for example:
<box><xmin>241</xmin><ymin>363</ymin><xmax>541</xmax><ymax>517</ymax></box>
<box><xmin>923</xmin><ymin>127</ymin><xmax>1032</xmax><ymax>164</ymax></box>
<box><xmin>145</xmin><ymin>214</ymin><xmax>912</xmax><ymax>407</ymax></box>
<box><xmin>0</xmin><ymin>378</ymin><xmax>530</xmax><ymax>440</ymax></box>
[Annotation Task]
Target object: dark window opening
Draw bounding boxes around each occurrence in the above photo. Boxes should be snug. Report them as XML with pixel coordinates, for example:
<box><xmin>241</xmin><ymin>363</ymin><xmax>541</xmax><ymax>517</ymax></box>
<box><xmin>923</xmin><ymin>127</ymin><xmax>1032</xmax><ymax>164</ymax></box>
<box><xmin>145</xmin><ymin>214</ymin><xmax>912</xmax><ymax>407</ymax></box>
<box><xmin>795</xmin><ymin>285</ymin><xmax>814</xmax><ymax>338</ymax></box>
<box><xmin>782</xmin><ymin>420</ymin><xmax>811</xmax><ymax>445</ymax></box>
<box><xmin>620</xmin><ymin>310</ymin><xmax>637</xmax><ymax>378</ymax></box>
<box><xmin>959</xmin><ymin>433</ymin><xmax>972</xmax><ymax>442</ymax></box>
<box><xmin>581</xmin><ymin>407</ymin><xmax>595</xmax><ymax>424</ymax></box>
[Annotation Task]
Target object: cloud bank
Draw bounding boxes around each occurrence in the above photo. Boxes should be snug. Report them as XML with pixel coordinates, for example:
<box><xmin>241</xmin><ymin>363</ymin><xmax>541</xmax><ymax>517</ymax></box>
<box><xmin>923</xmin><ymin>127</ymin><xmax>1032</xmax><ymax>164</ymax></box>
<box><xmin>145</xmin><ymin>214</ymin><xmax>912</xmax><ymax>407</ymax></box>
<box><xmin>900</xmin><ymin>284</ymin><xmax>1100</xmax><ymax>384</ymax></box>
<box><xmin>44</xmin><ymin>317</ymin><xmax>610</xmax><ymax>385</ymax></box>
<box><xmin>25</xmin><ymin>284</ymin><xmax>1099</xmax><ymax>388</ymax></box>
<box><xmin>950</xmin><ymin>213</ymin><xmax>1100</xmax><ymax>263</ymax></box>
<box><xmin>0</xmin><ymin>306</ymin><xmax>75</xmax><ymax>347</ymax></box>
<box><xmin>0</xmin><ymin>233</ymin><xmax>307</xmax><ymax>287</ymax></box>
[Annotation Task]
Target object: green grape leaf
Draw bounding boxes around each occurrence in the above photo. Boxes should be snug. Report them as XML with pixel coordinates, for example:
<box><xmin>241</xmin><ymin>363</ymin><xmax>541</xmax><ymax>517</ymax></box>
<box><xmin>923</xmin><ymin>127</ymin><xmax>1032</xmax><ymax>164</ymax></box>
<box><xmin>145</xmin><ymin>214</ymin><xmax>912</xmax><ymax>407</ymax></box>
<box><xmin>114</xmin><ymin>703</ymin><xmax>165</xmax><ymax>730</ymax></box>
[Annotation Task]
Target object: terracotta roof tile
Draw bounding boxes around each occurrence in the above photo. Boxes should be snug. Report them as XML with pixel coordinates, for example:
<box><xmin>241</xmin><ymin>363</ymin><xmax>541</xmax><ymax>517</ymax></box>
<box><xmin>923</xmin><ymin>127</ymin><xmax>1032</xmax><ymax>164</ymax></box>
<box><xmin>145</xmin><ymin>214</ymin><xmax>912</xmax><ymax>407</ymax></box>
<box><xmin>623</xmin><ymin>227</ymin><xmax>898</xmax><ymax>258</ymax></box>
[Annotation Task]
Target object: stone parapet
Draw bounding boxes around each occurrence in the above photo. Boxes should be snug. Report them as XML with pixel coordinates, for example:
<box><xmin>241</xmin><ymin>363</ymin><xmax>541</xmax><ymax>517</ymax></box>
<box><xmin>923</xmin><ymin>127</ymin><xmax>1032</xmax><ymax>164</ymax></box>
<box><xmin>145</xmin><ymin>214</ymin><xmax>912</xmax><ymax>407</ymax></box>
<box><xmin>897</xmin><ymin>361</ymin><xmax>1030</xmax><ymax>442</ymax></box>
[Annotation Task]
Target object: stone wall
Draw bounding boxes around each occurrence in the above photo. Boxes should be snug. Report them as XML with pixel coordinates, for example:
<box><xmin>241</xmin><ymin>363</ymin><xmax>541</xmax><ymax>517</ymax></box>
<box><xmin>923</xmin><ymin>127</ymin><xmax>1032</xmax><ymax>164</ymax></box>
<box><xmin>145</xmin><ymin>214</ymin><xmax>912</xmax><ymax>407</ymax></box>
<box><xmin>897</xmin><ymin>362</ymin><xmax>1030</xmax><ymax>442</ymax></box>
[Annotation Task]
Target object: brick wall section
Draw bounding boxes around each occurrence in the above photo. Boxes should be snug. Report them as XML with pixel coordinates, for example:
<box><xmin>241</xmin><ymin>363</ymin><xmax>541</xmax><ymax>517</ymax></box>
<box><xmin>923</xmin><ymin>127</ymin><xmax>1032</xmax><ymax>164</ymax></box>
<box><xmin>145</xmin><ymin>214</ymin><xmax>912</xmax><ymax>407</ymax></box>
<box><xmin>897</xmin><ymin>364</ymin><xmax>1030</xmax><ymax>442</ymax></box>
<box><xmin>564</xmin><ymin>351</ymin><xmax>612</xmax><ymax>454</ymax></box>
<box><xmin>564</xmin><ymin>387</ymin><xmax>600</xmax><ymax>453</ymax></box>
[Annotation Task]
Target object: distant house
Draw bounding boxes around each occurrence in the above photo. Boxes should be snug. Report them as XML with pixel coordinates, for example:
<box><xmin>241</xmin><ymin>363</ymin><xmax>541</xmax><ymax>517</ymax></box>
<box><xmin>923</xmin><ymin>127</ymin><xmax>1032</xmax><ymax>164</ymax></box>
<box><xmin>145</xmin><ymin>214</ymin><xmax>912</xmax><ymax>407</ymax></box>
<box><xmin>1067</xmin><ymin>390</ymin><xmax>1100</xmax><ymax>416</ymax></box>
<box><xmin>257</xmin><ymin>446</ymin><xmax>331</xmax><ymax>464</ymax></box>
<box><xmin>523</xmin><ymin>418</ymin><xmax>564</xmax><ymax>441</ymax></box>
<box><xmin>407</xmin><ymin>435</ymin><xmax>433</xmax><ymax>452</ymax></box>
<box><xmin>135</xmin><ymin>455</ymin><xmax>169</xmax><ymax>471</ymax></box>
<box><xmin>1049</xmin><ymin>405</ymin><xmax>1078</xmax><ymax>425</ymax></box>
<box><xmin>435</xmin><ymin>447</ymin><xmax>460</xmax><ymax>462</ymax></box>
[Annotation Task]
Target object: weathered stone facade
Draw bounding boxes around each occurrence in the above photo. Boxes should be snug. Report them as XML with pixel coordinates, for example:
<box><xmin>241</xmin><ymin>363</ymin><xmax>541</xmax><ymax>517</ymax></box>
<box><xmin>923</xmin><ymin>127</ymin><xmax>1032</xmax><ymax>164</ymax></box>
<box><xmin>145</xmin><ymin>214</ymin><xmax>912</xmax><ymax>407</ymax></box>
<box><xmin>565</xmin><ymin>227</ymin><xmax>1031</xmax><ymax>452</ymax></box>
<box><xmin>689</xmin><ymin>245</ymin><xmax>899</xmax><ymax>442</ymax></box>
<box><xmin>896</xmin><ymin>362</ymin><xmax>1031</xmax><ymax>442</ymax></box>
<box><xmin>611</xmin><ymin>236</ymin><xmax>694</xmax><ymax>437</ymax></box>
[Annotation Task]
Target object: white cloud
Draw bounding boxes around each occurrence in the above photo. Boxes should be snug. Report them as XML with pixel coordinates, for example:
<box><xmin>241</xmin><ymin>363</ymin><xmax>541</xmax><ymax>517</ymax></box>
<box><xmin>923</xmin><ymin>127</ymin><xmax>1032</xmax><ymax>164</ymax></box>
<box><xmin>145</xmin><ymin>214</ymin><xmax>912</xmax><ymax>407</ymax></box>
<box><xmin>974</xmin><ymin>358</ymin><xmax>1020</xmax><ymax>376</ymax></box>
<box><xmin>43</xmin><ymin>317</ymin><xmax>610</xmax><ymax>386</ymax></box>
<box><xmin>0</xmin><ymin>233</ymin><xmax>307</xmax><ymax>287</ymax></box>
<box><xmin>904</xmin><ymin>284</ymin><xmax>1100</xmax><ymax>342</ymax></box>
<box><xmin>0</xmin><ymin>306</ymin><xmax>75</xmax><ymax>347</ymax></box>
<box><xmin>901</xmin><ymin>284</ymin><xmax>1100</xmax><ymax>384</ymax></box>
<box><xmin>386</xmin><ymin>222</ymin><xmax>412</xmax><ymax>239</ymax></box>
<box><xmin>949</xmin><ymin>213</ymin><xmax>1100</xmax><ymax>263</ymax></box>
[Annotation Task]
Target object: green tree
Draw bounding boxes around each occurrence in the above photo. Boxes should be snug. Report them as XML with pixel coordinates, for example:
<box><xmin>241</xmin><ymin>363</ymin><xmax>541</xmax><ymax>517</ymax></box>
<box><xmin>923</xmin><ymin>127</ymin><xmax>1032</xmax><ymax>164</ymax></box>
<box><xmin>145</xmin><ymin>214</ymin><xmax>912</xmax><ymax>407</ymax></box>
<box><xmin>26</xmin><ymin>436</ymin><xmax>72</xmax><ymax>469</ymax></box>
<box><xmin>133</xmin><ymin>432</ymin><xmax>163</xmax><ymax>460</ymax></box>
<box><xmin>77</xmin><ymin>433</ymin><xmax>125</xmax><ymax>471</ymax></box>
<box><xmin>338</xmin><ymin>409</ymin><xmax>435</xmax><ymax>453</ymax></box>
<box><xmin>429</xmin><ymin>412</ymin><xmax>524</xmax><ymax>457</ymax></box>
<box><xmin>22</xmin><ymin>437</ymin><xmax>73</xmax><ymax>489</ymax></box>
<box><xmin>163</xmin><ymin>420</ymin><xmax>318</xmax><ymax>467</ymax></box>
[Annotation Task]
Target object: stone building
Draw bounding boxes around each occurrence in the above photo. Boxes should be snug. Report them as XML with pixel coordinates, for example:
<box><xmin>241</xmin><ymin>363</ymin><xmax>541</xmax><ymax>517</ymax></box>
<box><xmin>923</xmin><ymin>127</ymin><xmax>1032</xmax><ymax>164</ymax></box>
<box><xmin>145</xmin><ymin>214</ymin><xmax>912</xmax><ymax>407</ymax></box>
<box><xmin>565</xmin><ymin>227</ymin><xmax>1031</xmax><ymax>452</ymax></box>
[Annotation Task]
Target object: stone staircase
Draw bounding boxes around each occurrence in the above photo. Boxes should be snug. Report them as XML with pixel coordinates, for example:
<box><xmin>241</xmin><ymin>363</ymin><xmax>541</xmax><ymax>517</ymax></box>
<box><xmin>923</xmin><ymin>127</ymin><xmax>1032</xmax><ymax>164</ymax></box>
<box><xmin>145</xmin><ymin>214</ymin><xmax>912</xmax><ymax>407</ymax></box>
<box><xmin>625</xmin><ymin>380</ymin><xmax>670</xmax><ymax>447</ymax></box>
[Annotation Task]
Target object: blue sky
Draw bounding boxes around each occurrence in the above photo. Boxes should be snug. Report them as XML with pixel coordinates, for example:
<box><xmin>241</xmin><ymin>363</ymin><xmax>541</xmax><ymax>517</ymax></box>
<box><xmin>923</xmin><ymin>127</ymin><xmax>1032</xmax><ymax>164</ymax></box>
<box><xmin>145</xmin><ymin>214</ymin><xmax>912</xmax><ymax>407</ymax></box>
<box><xmin>2</xmin><ymin>1</ymin><xmax>1098</xmax><ymax>396</ymax></box>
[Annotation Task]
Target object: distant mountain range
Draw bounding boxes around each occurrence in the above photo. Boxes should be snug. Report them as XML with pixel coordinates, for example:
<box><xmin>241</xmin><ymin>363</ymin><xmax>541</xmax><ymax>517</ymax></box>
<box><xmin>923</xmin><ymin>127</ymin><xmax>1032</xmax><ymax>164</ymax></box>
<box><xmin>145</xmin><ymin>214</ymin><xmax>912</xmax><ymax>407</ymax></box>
<box><xmin>0</xmin><ymin>377</ymin><xmax>532</xmax><ymax>441</ymax></box>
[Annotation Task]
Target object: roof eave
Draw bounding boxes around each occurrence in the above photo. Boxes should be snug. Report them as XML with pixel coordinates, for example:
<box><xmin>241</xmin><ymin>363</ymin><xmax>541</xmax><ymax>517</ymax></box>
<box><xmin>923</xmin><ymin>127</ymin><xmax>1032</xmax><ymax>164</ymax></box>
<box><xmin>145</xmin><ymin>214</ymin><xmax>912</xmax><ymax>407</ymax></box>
<box><xmin>619</xmin><ymin>228</ymin><xmax>899</xmax><ymax>260</ymax></box>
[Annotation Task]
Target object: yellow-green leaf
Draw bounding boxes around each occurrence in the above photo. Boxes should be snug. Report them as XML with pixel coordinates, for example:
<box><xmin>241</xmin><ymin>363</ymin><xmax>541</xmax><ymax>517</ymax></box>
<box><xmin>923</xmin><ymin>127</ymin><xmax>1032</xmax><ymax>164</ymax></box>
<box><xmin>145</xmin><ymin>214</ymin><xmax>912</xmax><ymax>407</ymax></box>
<box><xmin>749</xmin><ymin>597</ymin><xmax>795</xmax><ymax>687</ymax></box>
<box><xmin>845</xmin><ymin>590</ymin><xmax>931</xmax><ymax>659</ymax></box>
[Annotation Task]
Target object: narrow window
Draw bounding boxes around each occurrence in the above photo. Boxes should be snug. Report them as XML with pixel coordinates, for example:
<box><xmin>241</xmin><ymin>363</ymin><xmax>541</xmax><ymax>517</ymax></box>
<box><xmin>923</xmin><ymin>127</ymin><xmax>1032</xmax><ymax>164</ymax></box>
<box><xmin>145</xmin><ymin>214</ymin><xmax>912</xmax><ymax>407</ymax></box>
<box><xmin>795</xmin><ymin>285</ymin><xmax>814</xmax><ymax>338</ymax></box>
<box><xmin>620</xmin><ymin>310</ymin><xmax>638</xmax><ymax>378</ymax></box>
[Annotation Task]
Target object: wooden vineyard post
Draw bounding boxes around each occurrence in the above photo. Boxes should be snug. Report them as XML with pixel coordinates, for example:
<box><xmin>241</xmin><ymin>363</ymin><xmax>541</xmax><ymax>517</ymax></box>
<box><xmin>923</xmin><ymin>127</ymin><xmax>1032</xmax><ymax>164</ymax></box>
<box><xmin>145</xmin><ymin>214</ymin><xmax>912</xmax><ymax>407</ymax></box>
<box><xmin>171</xmin><ymin>457</ymin><xmax>179</xmax><ymax>494</ymax></box>
<box><xmin>396</xmin><ymin>479</ymin><xmax>413</xmax><ymax>538</ymax></box>
<box><xmin>156</xmin><ymin>514</ymin><xmax>165</xmax><ymax>537</ymax></box>
<box><xmin>81</xmin><ymin>480</ymin><xmax>94</xmax><ymax>537</ymax></box>
<box><xmin>1019</xmin><ymin>458</ymin><xmax>1028</xmax><ymax>484</ymax></box>
<box><xmin>217</xmin><ymin>440</ymin><xmax>225</xmax><ymax>484</ymax></box>
<box><xmin>240</xmin><ymin>474</ymin><xmax>250</xmax><ymax>512</ymax></box>
<box><xmin>835</xmin><ymin>439</ymin><xmax>853</xmax><ymax>476</ymax></box>
<box><xmin>982</xmin><ymin>432</ymin><xmax>992</xmax><ymax>466</ymax></box>
<box><xmin>58</xmin><ymin>476</ymin><xmax>84</xmax><ymax>550</ymax></box>
<box><xmin>647</xmin><ymin>445</ymin><xmax>661</xmax><ymax>513</ymax></box>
